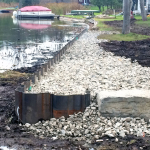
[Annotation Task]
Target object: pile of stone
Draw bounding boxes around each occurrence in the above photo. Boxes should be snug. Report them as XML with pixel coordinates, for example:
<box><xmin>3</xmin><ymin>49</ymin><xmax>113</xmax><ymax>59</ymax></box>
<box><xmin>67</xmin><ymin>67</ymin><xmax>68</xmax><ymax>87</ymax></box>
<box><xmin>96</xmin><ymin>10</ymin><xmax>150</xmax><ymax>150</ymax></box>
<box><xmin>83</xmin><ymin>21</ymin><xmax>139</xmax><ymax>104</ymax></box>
<box><xmin>22</xmin><ymin>101</ymin><xmax>150</xmax><ymax>144</ymax></box>
<box><xmin>27</xmin><ymin>31</ymin><xmax>150</xmax><ymax>95</ymax></box>
<box><xmin>21</xmin><ymin>31</ymin><xmax>150</xmax><ymax>145</ymax></box>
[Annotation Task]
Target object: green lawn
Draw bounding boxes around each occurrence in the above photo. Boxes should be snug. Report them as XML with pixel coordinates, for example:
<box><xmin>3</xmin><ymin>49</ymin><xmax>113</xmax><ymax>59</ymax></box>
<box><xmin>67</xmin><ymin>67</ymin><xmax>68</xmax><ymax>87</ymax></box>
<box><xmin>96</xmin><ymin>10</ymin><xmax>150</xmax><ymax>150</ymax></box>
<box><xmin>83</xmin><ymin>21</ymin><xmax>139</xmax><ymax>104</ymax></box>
<box><xmin>96</xmin><ymin>15</ymin><xmax>150</xmax><ymax>41</ymax></box>
<box><xmin>0</xmin><ymin>70</ymin><xmax>28</xmax><ymax>79</ymax></box>
<box><xmin>96</xmin><ymin>15</ymin><xmax>142</xmax><ymax>22</ymax></box>
<box><xmin>95</xmin><ymin>16</ymin><xmax>124</xmax><ymax>31</ymax></box>
<box><xmin>86</xmin><ymin>5</ymin><xmax>108</xmax><ymax>15</ymax></box>
<box><xmin>136</xmin><ymin>17</ymin><xmax>150</xmax><ymax>27</ymax></box>
<box><xmin>98</xmin><ymin>33</ymin><xmax>150</xmax><ymax>41</ymax></box>
<box><xmin>61</xmin><ymin>15</ymin><xmax>85</xmax><ymax>19</ymax></box>
<box><xmin>95</xmin><ymin>15</ymin><xmax>143</xmax><ymax>31</ymax></box>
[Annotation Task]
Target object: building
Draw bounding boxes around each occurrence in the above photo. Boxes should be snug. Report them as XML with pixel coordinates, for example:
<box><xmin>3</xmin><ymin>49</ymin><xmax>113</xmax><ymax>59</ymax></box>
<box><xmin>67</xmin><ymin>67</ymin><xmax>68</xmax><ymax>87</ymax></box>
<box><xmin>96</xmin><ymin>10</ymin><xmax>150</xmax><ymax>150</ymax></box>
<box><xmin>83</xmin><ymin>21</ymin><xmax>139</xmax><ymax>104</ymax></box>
<box><xmin>133</xmin><ymin>0</ymin><xmax>150</xmax><ymax>14</ymax></box>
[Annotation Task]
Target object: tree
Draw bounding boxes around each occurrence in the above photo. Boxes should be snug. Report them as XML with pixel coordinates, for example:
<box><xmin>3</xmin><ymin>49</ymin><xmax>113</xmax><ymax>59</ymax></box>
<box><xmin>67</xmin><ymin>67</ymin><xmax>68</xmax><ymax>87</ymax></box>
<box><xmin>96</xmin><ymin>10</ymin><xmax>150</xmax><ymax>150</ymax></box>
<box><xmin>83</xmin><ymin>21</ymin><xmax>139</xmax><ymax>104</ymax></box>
<box><xmin>122</xmin><ymin>0</ymin><xmax>131</xmax><ymax>34</ymax></box>
<box><xmin>22</xmin><ymin>0</ymin><xmax>32</xmax><ymax>6</ymax></box>
<box><xmin>0</xmin><ymin>0</ymin><xmax>18</xmax><ymax>3</ymax></box>
<box><xmin>0</xmin><ymin>0</ymin><xmax>39</xmax><ymax>6</ymax></box>
<box><xmin>21</xmin><ymin>0</ymin><xmax>39</xmax><ymax>7</ymax></box>
<box><xmin>91</xmin><ymin>0</ymin><xmax>104</xmax><ymax>11</ymax></box>
<box><xmin>91</xmin><ymin>0</ymin><xmax>123</xmax><ymax>12</ymax></box>
<box><xmin>140</xmin><ymin>0</ymin><xmax>147</xmax><ymax>21</ymax></box>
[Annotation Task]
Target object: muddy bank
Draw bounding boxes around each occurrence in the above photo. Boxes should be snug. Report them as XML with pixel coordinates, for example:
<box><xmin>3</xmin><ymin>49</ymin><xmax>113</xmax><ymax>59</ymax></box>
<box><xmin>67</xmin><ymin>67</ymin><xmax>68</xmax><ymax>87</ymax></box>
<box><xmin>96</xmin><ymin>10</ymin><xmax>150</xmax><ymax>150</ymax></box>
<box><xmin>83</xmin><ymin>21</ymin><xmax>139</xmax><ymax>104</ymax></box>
<box><xmin>0</xmin><ymin>85</ymin><xmax>88</xmax><ymax>149</ymax></box>
<box><xmin>104</xmin><ymin>19</ymin><xmax>150</xmax><ymax>36</ymax></box>
<box><xmin>99</xmin><ymin>39</ymin><xmax>150</xmax><ymax>67</ymax></box>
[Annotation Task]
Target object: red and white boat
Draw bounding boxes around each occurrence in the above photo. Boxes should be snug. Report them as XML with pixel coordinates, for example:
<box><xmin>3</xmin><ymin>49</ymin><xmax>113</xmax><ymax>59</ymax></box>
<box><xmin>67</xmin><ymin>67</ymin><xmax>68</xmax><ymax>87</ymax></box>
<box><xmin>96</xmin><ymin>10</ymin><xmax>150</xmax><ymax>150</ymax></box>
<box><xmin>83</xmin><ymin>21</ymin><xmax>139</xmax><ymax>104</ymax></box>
<box><xmin>13</xmin><ymin>6</ymin><xmax>59</xmax><ymax>19</ymax></box>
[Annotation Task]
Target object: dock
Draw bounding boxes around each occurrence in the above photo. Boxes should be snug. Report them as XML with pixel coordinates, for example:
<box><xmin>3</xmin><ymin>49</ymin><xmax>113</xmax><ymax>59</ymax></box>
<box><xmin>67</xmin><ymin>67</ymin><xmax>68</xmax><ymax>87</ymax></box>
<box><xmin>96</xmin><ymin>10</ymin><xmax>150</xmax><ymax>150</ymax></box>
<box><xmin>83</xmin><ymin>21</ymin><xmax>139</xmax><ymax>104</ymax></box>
<box><xmin>0</xmin><ymin>10</ymin><xmax>10</xmax><ymax>13</ymax></box>
<box><xmin>17</xmin><ymin>15</ymin><xmax>60</xmax><ymax>19</ymax></box>
<box><xmin>71</xmin><ymin>10</ymin><xmax>100</xmax><ymax>16</ymax></box>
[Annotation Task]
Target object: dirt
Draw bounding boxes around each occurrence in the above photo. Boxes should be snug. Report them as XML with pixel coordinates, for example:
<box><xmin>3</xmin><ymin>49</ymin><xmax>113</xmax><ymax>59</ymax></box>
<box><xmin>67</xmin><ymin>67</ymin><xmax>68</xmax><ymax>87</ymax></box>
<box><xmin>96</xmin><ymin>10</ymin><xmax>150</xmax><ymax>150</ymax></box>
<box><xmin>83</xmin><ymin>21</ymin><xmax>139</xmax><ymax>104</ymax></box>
<box><xmin>1</xmin><ymin>76</ymin><xmax>150</xmax><ymax>149</ymax></box>
<box><xmin>100</xmin><ymin>39</ymin><xmax>150</xmax><ymax>67</ymax></box>
<box><xmin>104</xmin><ymin>19</ymin><xmax>150</xmax><ymax>36</ymax></box>
<box><xmin>0</xmin><ymin>83</ymin><xmax>87</xmax><ymax>149</ymax></box>
<box><xmin>99</xmin><ymin>19</ymin><xmax>150</xmax><ymax>68</ymax></box>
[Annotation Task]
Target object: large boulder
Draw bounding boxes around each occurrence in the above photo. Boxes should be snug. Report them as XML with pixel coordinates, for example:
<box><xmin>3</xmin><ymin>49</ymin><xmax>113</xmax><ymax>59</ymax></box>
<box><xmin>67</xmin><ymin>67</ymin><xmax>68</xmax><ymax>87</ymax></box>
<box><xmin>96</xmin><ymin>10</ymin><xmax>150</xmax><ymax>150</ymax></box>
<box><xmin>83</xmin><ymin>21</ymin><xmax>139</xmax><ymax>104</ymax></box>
<box><xmin>97</xmin><ymin>90</ymin><xmax>150</xmax><ymax>121</ymax></box>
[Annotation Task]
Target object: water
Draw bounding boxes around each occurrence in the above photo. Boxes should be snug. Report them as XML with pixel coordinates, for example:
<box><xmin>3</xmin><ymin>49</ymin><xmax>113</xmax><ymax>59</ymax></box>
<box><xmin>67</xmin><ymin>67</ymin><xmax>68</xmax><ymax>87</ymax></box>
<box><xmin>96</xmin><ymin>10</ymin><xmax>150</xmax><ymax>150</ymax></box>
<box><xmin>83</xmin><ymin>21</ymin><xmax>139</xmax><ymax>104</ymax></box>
<box><xmin>0</xmin><ymin>13</ymin><xmax>84</xmax><ymax>72</ymax></box>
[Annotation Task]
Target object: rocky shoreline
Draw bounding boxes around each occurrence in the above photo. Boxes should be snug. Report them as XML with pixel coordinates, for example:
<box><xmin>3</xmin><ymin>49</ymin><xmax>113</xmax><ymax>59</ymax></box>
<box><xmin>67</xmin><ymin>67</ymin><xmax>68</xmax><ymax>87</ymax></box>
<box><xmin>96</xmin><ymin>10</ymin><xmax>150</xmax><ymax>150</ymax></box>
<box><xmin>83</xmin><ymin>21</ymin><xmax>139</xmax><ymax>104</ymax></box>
<box><xmin>2</xmin><ymin>29</ymin><xmax>150</xmax><ymax>149</ymax></box>
<box><xmin>27</xmin><ymin>31</ymin><xmax>150</xmax><ymax>95</ymax></box>
<box><xmin>19</xmin><ymin>31</ymin><xmax>150</xmax><ymax>149</ymax></box>
<box><xmin>21</xmin><ymin>101</ymin><xmax>150</xmax><ymax>149</ymax></box>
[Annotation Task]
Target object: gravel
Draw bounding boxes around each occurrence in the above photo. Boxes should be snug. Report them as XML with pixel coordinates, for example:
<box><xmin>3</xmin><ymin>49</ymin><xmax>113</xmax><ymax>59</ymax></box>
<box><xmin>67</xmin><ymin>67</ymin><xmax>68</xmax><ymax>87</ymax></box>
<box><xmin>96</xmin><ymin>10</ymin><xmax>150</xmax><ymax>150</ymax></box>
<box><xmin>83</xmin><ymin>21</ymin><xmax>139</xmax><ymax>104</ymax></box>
<box><xmin>21</xmin><ymin>102</ymin><xmax>150</xmax><ymax>144</ymax></box>
<box><xmin>22</xmin><ymin>31</ymin><xmax>150</xmax><ymax>145</ymax></box>
<box><xmin>27</xmin><ymin>30</ymin><xmax>150</xmax><ymax>96</ymax></box>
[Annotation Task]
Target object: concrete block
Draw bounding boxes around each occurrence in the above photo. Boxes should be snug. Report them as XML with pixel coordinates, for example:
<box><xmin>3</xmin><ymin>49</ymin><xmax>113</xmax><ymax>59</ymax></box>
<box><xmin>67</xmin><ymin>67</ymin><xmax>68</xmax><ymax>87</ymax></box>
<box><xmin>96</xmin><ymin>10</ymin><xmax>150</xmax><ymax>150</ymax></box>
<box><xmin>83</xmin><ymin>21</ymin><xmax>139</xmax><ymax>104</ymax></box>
<box><xmin>97</xmin><ymin>90</ymin><xmax>150</xmax><ymax>121</ymax></box>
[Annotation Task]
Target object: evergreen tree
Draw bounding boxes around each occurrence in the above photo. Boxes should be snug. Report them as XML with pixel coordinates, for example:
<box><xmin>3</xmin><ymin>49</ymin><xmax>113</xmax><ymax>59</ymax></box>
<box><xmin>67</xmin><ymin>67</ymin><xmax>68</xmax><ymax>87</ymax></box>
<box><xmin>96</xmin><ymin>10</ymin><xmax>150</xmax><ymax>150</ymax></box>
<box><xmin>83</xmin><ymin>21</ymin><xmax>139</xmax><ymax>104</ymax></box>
<box><xmin>22</xmin><ymin>0</ymin><xmax>32</xmax><ymax>6</ymax></box>
<box><xmin>91</xmin><ymin>0</ymin><xmax>123</xmax><ymax>11</ymax></box>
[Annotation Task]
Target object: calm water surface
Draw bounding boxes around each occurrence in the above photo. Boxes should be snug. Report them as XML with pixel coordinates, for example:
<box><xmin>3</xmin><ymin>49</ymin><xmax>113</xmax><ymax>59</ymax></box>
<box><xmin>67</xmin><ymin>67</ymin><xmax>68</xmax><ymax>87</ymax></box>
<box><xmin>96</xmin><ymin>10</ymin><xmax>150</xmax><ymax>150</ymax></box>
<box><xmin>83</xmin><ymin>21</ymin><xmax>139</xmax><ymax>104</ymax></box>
<box><xmin>0</xmin><ymin>13</ymin><xmax>82</xmax><ymax>72</ymax></box>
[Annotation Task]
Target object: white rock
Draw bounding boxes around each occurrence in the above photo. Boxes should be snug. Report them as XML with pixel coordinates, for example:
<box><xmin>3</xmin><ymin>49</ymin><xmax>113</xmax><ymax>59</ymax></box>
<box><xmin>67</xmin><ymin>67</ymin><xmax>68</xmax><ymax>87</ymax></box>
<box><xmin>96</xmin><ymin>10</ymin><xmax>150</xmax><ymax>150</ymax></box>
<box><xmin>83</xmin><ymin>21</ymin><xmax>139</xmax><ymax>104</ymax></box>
<box><xmin>25</xmin><ymin>123</ymin><xmax>31</xmax><ymax>128</ymax></box>
<box><xmin>119</xmin><ymin>131</ymin><xmax>126</xmax><ymax>138</ymax></box>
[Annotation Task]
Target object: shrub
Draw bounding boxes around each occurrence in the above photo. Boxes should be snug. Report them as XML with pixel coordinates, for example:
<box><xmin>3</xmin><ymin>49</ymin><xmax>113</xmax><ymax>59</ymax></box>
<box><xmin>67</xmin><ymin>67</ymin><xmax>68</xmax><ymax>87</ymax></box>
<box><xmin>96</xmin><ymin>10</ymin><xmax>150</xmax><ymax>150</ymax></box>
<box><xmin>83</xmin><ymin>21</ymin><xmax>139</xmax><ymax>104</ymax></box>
<box><xmin>0</xmin><ymin>2</ymin><xmax>18</xmax><ymax>8</ymax></box>
<box><xmin>43</xmin><ymin>3</ymin><xmax>87</xmax><ymax>15</ymax></box>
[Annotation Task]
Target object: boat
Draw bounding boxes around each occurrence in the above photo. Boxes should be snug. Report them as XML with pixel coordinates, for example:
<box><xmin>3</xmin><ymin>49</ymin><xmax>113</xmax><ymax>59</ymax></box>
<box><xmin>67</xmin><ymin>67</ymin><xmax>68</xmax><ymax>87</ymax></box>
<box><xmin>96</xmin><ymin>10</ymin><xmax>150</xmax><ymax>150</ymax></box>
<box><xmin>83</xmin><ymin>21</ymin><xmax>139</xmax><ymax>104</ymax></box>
<box><xmin>13</xmin><ymin>6</ymin><xmax>59</xmax><ymax>19</ymax></box>
<box><xmin>0</xmin><ymin>10</ymin><xmax>10</xmax><ymax>13</ymax></box>
<box><xmin>13</xmin><ymin>18</ymin><xmax>53</xmax><ymax>30</ymax></box>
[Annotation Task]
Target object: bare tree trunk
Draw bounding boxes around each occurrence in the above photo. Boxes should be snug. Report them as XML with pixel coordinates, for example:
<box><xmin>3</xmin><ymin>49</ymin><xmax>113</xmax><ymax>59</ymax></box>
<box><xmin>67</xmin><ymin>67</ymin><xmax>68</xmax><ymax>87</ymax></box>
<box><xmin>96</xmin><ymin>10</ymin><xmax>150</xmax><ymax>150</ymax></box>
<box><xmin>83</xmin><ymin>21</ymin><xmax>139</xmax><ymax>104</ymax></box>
<box><xmin>140</xmin><ymin>0</ymin><xmax>147</xmax><ymax>21</ymax></box>
<box><xmin>98</xmin><ymin>6</ymin><xmax>101</xmax><ymax>12</ymax></box>
<box><xmin>122</xmin><ymin>0</ymin><xmax>131</xmax><ymax>34</ymax></box>
<box><xmin>19</xmin><ymin>0</ymin><xmax>22</xmax><ymax>8</ymax></box>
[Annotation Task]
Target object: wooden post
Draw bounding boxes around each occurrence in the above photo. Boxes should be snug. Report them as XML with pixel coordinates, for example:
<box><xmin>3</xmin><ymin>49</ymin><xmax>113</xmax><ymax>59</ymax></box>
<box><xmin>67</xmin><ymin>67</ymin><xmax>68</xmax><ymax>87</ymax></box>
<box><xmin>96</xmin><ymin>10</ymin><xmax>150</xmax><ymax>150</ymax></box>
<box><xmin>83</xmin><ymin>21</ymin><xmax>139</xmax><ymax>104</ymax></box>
<box><xmin>122</xmin><ymin>0</ymin><xmax>131</xmax><ymax>34</ymax></box>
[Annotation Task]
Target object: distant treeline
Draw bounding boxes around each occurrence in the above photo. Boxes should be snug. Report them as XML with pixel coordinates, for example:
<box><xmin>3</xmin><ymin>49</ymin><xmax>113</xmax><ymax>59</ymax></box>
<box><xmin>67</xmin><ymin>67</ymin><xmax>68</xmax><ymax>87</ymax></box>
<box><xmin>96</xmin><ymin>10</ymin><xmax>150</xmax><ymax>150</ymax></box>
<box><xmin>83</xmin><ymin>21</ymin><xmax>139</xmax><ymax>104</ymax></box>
<box><xmin>0</xmin><ymin>0</ymin><xmax>40</xmax><ymax>6</ymax></box>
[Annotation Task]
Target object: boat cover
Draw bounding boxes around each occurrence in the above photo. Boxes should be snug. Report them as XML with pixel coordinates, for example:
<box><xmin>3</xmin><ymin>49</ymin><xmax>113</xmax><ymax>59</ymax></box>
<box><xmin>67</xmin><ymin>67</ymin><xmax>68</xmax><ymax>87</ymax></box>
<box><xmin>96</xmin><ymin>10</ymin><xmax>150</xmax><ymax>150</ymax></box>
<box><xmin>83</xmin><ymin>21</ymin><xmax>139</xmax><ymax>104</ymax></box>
<box><xmin>19</xmin><ymin>6</ymin><xmax>51</xmax><ymax>12</ymax></box>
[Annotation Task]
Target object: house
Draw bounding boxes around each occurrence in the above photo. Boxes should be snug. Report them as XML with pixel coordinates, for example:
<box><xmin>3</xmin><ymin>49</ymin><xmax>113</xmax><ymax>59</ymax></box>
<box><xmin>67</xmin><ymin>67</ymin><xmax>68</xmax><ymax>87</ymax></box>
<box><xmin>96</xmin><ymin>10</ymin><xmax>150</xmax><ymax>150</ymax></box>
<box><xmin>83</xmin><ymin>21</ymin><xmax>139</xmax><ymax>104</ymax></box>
<box><xmin>78</xmin><ymin>0</ymin><xmax>90</xmax><ymax>5</ymax></box>
<box><xmin>133</xmin><ymin>0</ymin><xmax>150</xmax><ymax>14</ymax></box>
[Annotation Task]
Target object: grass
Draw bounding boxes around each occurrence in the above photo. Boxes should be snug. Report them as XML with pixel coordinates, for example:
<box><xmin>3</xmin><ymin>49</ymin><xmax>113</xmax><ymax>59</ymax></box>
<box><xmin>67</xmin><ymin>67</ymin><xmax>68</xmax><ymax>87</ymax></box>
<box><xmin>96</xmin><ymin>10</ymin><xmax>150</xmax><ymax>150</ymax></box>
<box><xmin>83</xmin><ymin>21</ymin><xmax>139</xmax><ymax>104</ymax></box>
<box><xmin>95</xmin><ymin>16</ymin><xmax>123</xmax><ymax>31</ymax></box>
<box><xmin>95</xmin><ymin>15</ymin><xmax>143</xmax><ymax>31</ymax></box>
<box><xmin>44</xmin><ymin>3</ymin><xmax>86</xmax><ymax>15</ymax></box>
<box><xmin>98</xmin><ymin>33</ymin><xmax>150</xmax><ymax>41</ymax></box>
<box><xmin>52</xmin><ymin>20</ymin><xmax>66</xmax><ymax>25</ymax></box>
<box><xmin>61</xmin><ymin>14</ymin><xmax>85</xmax><ymax>19</ymax></box>
<box><xmin>0</xmin><ymin>70</ymin><xmax>28</xmax><ymax>79</ymax></box>
<box><xmin>96</xmin><ymin>15</ymin><xmax>150</xmax><ymax>41</ymax></box>
<box><xmin>97</xmin><ymin>20</ymin><xmax>114</xmax><ymax>31</ymax></box>
<box><xmin>136</xmin><ymin>17</ymin><xmax>150</xmax><ymax>27</ymax></box>
<box><xmin>0</xmin><ymin>2</ymin><xmax>18</xmax><ymax>9</ymax></box>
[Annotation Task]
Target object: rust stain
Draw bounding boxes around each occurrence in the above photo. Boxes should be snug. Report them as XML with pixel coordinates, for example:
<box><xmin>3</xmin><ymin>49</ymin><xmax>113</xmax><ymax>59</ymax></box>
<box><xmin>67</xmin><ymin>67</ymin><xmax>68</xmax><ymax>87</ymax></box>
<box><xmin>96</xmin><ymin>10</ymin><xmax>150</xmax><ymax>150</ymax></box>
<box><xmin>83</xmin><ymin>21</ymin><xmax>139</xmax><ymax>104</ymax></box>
<box><xmin>53</xmin><ymin>110</ymin><xmax>68</xmax><ymax>118</ymax></box>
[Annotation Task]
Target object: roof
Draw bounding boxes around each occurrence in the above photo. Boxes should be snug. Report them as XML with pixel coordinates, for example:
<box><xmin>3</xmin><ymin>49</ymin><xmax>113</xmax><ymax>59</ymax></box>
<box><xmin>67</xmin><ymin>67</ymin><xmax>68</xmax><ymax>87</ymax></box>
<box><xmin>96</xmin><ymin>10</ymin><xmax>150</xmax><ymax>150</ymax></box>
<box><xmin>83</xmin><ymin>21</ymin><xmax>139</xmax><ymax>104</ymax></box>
<box><xmin>19</xmin><ymin>6</ymin><xmax>51</xmax><ymax>12</ymax></box>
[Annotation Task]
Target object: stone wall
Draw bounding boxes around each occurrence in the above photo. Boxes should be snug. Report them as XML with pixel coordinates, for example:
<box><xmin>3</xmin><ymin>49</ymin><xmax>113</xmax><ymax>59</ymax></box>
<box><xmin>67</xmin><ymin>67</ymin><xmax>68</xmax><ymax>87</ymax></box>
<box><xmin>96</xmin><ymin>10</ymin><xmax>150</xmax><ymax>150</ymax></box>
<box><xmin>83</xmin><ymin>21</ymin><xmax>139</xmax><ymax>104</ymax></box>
<box><xmin>97</xmin><ymin>90</ymin><xmax>150</xmax><ymax>121</ymax></box>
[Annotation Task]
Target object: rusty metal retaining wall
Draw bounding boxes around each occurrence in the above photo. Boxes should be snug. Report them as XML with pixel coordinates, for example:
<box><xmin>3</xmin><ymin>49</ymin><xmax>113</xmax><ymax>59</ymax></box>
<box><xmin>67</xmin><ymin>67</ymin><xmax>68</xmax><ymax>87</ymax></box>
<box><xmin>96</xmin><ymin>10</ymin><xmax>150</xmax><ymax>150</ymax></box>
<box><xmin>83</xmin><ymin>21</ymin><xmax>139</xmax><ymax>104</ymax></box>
<box><xmin>15</xmin><ymin>28</ymin><xmax>91</xmax><ymax>124</ymax></box>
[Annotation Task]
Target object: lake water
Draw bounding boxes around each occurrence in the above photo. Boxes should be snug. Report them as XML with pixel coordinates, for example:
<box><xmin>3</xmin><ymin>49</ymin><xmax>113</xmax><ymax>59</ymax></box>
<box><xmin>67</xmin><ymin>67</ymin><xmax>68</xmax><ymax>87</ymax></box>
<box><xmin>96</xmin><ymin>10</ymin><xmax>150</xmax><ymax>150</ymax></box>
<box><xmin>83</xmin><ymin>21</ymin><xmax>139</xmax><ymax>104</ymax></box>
<box><xmin>0</xmin><ymin>13</ymin><xmax>84</xmax><ymax>73</ymax></box>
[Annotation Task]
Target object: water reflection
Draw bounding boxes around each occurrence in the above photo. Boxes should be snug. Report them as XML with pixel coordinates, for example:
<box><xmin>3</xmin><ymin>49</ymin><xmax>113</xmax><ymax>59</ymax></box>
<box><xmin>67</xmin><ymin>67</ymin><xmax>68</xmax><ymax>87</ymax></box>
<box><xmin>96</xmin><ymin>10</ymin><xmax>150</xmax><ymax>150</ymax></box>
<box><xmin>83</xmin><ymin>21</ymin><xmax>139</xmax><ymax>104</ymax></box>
<box><xmin>0</xmin><ymin>14</ymin><xmax>79</xmax><ymax>72</ymax></box>
<box><xmin>13</xmin><ymin>18</ymin><xmax>53</xmax><ymax>30</ymax></box>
